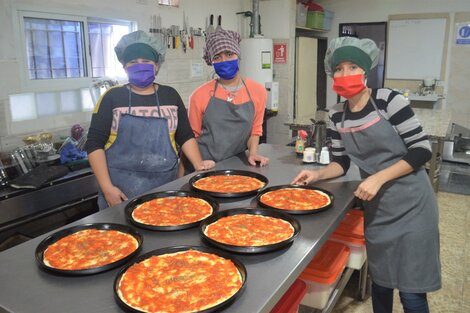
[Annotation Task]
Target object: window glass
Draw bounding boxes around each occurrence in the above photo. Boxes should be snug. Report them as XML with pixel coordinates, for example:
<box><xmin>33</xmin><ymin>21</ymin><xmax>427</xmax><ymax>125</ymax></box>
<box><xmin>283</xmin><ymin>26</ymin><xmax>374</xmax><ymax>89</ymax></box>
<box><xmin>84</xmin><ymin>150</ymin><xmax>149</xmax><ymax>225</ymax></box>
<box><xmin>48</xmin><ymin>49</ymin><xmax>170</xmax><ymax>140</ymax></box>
<box><xmin>88</xmin><ymin>22</ymin><xmax>129</xmax><ymax>78</ymax></box>
<box><xmin>24</xmin><ymin>17</ymin><xmax>86</xmax><ymax>79</ymax></box>
<box><xmin>9</xmin><ymin>93</ymin><xmax>37</xmax><ymax>121</ymax></box>
<box><xmin>60</xmin><ymin>90</ymin><xmax>81</xmax><ymax>113</ymax></box>
<box><xmin>36</xmin><ymin>92</ymin><xmax>58</xmax><ymax>116</ymax></box>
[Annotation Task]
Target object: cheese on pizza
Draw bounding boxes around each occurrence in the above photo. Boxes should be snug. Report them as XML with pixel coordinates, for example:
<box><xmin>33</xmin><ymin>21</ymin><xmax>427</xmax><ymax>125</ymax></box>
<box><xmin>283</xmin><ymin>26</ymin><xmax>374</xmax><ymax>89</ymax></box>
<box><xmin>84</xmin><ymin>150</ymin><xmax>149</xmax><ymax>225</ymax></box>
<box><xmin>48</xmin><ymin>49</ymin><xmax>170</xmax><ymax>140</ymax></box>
<box><xmin>204</xmin><ymin>214</ymin><xmax>295</xmax><ymax>246</ymax></box>
<box><xmin>117</xmin><ymin>250</ymin><xmax>243</xmax><ymax>313</ymax></box>
<box><xmin>132</xmin><ymin>196</ymin><xmax>213</xmax><ymax>227</ymax></box>
<box><xmin>193</xmin><ymin>175</ymin><xmax>265</xmax><ymax>193</ymax></box>
<box><xmin>43</xmin><ymin>229</ymin><xmax>139</xmax><ymax>270</ymax></box>
<box><xmin>260</xmin><ymin>188</ymin><xmax>331</xmax><ymax>211</ymax></box>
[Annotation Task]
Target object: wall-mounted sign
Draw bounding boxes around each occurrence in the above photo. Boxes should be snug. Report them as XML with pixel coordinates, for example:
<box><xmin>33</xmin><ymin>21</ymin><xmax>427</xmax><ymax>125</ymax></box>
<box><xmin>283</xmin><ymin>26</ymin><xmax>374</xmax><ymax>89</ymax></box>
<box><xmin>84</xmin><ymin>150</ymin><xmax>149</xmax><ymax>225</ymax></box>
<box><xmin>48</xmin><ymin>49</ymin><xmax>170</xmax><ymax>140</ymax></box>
<box><xmin>456</xmin><ymin>23</ymin><xmax>470</xmax><ymax>46</ymax></box>
<box><xmin>273</xmin><ymin>43</ymin><xmax>287</xmax><ymax>64</ymax></box>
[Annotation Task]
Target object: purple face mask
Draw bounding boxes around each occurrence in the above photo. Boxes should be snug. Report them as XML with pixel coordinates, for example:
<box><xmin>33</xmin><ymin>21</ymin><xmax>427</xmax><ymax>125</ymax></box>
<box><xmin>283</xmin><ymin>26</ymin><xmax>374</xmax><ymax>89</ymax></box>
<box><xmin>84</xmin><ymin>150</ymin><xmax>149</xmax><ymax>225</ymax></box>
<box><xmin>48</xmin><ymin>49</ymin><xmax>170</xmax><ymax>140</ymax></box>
<box><xmin>127</xmin><ymin>63</ymin><xmax>155</xmax><ymax>88</ymax></box>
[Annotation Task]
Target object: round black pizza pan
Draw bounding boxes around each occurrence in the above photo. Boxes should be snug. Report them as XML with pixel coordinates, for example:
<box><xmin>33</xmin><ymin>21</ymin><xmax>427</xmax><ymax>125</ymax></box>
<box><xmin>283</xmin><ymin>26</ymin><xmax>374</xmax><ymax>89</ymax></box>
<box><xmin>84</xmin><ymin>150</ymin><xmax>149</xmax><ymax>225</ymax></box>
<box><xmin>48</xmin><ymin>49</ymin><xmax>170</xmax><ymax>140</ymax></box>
<box><xmin>124</xmin><ymin>190</ymin><xmax>219</xmax><ymax>231</ymax></box>
<box><xmin>256</xmin><ymin>184</ymin><xmax>334</xmax><ymax>214</ymax></box>
<box><xmin>35</xmin><ymin>223</ymin><xmax>143</xmax><ymax>276</ymax></box>
<box><xmin>114</xmin><ymin>245</ymin><xmax>247</xmax><ymax>313</ymax></box>
<box><xmin>189</xmin><ymin>169</ymin><xmax>269</xmax><ymax>198</ymax></box>
<box><xmin>200</xmin><ymin>207</ymin><xmax>301</xmax><ymax>254</ymax></box>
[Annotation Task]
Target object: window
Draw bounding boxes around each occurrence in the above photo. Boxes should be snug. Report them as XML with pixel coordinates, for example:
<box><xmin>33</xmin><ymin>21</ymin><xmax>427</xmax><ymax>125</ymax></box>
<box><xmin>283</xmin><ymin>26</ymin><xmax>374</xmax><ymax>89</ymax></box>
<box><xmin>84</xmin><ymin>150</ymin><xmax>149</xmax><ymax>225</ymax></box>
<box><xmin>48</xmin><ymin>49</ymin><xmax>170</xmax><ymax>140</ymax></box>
<box><xmin>17</xmin><ymin>10</ymin><xmax>134</xmax><ymax>90</ymax></box>
<box><xmin>88</xmin><ymin>21</ymin><xmax>130</xmax><ymax>78</ymax></box>
<box><xmin>24</xmin><ymin>17</ymin><xmax>86</xmax><ymax>80</ymax></box>
<box><xmin>158</xmin><ymin>0</ymin><xmax>179</xmax><ymax>7</ymax></box>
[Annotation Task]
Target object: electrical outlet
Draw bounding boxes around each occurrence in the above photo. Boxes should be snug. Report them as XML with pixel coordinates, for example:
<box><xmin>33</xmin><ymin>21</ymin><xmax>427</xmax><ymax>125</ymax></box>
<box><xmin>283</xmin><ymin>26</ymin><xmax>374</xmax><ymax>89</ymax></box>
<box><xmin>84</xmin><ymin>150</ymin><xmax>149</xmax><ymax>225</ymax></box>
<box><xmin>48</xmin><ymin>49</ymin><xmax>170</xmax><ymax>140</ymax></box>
<box><xmin>136</xmin><ymin>0</ymin><xmax>148</xmax><ymax>5</ymax></box>
<box><xmin>436</xmin><ymin>80</ymin><xmax>445</xmax><ymax>87</ymax></box>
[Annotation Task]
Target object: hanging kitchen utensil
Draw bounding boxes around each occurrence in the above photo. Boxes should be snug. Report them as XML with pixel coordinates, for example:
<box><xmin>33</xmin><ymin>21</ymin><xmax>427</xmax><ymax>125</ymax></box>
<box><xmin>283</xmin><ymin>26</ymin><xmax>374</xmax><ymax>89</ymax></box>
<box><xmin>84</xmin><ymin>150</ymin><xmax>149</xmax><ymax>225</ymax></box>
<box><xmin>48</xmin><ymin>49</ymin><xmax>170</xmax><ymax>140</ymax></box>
<box><xmin>215</xmin><ymin>15</ymin><xmax>223</xmax><ymax>31</ymax></box>
<box><xmin>206</xmin><ymin>14</ymin><xmax>215</xmax><ymax>33</ymax></box>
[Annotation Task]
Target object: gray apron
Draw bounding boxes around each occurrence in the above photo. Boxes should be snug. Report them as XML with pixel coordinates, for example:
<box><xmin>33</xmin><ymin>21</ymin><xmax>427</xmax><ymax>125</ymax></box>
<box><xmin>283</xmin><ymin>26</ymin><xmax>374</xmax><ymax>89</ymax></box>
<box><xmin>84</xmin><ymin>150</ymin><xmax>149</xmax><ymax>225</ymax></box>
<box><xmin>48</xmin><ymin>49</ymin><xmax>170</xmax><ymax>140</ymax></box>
<box><xmin>338</xmin><ymin>96</ymin><xmax>441</xmax><ymax>293</ymax></box>
<box><xmin>198</xmin><ymin>79</ymin><xmax>255</xmax><ymax>162</ymax></box>
<box><xmin>97</xmin><ymin>86</ymin><xmax>178</xmax><ymax>209</ymax></box>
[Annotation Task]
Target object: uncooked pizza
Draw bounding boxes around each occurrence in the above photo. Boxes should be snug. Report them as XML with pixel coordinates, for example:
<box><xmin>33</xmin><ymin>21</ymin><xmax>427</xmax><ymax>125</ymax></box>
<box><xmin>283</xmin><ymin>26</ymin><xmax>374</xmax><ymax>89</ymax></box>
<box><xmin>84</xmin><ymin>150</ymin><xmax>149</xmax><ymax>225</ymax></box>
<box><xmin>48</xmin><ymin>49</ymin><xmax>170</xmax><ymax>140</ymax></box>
<box><xmin>260</xmin><ymin>188</ymin><xmax>331</xmax><ymax>211</ymax></box>
<box><xmin>204</xmin><ymin>214</ymin><xmax>295</xmax><ymax>246</ymax></box>
<box><xmin>117</xmin><ymin>249</ymin><xmax>243</xmax><ymax>313</ymax></box>
<box><xmin>132</xmin><ymin>196</ymin><xmax>213</xmax><ymax>226</ymax></box>
<box><xmin>192</xmin><ymin>175</ymin><xmax>265</xmax><ymax>193</ymax></box>
<box><xmin>43</xmin><ymin>229</ymin><xmax>139</xmax><ymax>270</ymax></box>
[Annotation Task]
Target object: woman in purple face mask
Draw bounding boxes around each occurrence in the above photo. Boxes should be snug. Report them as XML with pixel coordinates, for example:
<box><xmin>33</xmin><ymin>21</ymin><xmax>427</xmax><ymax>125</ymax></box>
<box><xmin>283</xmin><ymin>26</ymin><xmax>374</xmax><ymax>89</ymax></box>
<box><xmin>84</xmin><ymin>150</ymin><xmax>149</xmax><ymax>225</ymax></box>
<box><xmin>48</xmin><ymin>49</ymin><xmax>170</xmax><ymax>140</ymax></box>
<box><xmin>179</xmin><ymin>29</ymin><xmax>269</xmax><ymax>175</ymax></box>
<box><xmin>85</xmin><ymin>30</ymin><xmax>214</xmax><ymax>209</ymax></box>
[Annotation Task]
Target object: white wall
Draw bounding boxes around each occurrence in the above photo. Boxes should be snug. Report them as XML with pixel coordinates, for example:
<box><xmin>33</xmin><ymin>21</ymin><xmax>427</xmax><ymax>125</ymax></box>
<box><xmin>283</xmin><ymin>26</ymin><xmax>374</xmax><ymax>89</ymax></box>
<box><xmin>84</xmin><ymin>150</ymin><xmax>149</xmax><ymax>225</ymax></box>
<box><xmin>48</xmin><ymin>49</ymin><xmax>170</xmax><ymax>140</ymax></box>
<box><xmin>316</xmin><ymin>0</ymin><xmax>470</xmax><ymax>129</ymax></box>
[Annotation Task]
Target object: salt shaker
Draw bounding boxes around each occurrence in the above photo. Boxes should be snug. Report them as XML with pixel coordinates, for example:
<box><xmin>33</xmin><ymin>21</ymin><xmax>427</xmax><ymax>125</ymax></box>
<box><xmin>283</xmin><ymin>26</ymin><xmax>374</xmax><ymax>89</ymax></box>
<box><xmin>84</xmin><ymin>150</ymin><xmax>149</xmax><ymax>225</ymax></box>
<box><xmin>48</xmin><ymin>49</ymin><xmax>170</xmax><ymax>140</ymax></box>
<box><xmin>319</xmin><ymin>147</ymin><xmax>330</xmax><ymax>164</ymax></box>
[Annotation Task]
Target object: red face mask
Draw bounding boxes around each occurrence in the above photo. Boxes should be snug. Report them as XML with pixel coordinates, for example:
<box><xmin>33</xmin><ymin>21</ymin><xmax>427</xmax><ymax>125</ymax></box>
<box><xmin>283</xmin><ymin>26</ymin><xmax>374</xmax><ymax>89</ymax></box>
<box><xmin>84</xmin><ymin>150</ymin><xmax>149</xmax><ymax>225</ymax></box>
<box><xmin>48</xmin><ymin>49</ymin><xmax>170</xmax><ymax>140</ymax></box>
<box><xmin>332</xmin><ymin>74</ymin><xmax>366</xmax><ymax>99</ymax></box>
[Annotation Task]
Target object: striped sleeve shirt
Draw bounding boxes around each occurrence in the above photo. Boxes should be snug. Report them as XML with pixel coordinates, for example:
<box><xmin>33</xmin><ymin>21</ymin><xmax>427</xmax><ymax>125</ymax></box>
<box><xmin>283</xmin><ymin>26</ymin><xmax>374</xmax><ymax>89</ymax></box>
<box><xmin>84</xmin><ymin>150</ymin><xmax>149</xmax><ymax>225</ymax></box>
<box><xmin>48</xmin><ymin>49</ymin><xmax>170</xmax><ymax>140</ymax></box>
<box><xmin>327</xmin><ymin>88</ymin><xmax>432</xmax><ymax>173</ymax></box>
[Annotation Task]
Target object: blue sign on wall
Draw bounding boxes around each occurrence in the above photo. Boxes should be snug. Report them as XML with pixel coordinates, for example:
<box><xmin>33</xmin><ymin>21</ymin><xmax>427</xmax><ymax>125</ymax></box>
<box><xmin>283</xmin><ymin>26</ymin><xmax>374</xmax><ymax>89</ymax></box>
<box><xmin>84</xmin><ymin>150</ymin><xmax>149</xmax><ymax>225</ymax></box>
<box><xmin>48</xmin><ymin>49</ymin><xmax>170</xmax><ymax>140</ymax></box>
<box><xmin>456</xmin><ymin>23</ymin><xmax>470</xmax><ymax>45</ymax></box>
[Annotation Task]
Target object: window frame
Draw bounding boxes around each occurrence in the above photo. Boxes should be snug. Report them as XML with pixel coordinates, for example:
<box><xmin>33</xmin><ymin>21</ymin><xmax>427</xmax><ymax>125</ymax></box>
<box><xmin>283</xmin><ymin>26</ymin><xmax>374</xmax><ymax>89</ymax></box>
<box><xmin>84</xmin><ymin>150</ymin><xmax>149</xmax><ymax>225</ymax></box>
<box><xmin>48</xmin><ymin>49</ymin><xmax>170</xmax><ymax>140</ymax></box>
<box><xmin>13</xmin><ymin>7</ymin><xmax>136</xmax><ymax>93</ymax></box>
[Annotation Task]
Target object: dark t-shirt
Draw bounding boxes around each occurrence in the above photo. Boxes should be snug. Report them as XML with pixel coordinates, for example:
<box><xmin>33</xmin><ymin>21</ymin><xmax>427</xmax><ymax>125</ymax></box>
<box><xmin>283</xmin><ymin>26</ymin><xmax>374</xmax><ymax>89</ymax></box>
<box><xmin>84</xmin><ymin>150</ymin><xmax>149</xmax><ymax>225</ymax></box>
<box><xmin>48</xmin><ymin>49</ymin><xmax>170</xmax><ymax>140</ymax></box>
<box><xmin>85</xmin><ymin>84</ymin><xmax>194</xmax><ymax>154</ymax></box>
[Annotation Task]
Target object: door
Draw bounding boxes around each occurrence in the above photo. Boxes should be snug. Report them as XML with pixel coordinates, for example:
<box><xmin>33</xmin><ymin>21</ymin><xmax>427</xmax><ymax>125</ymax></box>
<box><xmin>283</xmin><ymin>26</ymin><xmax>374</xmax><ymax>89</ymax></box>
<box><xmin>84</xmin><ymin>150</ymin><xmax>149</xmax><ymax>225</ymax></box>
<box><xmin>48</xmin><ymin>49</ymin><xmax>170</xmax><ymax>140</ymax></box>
<box><xmin>295</xmin><ymin>36</ymin><xmax>318</xmax><ymax>120</ymax></box>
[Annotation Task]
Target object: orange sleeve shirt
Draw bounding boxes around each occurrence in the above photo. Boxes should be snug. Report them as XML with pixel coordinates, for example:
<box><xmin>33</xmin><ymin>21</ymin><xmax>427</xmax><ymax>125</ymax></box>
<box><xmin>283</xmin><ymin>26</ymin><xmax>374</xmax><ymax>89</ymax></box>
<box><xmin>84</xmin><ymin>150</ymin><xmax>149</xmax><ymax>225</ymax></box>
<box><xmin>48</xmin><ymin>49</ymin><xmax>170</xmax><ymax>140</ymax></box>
<box><xmin>188</xmin><ymin>78</ymin><xmax>267</xmax><ymax>138</ymax></box>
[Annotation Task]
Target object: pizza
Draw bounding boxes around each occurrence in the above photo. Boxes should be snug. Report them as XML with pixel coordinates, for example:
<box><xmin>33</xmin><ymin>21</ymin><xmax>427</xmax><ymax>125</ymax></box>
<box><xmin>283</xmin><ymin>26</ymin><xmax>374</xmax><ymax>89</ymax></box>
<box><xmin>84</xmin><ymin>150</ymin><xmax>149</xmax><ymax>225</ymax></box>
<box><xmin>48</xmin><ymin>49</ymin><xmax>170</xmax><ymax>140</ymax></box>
<box><xmin>204</xmin><ymin>214</ymin><xmax>295</xmax><ymax>246</ymax></box>
<box><xmin>117</xmin><ymin>249</ymin><xmax>243</xmax><ymax>313</ymax></box>
<box><xmin>193</xmin><ymin>175</ymin><xmax>265</xmax><ymax>193</ymax></box>
<box><xmin>43</xmin><ymin>229</ymin><xmax>139</xmax><ymax>270</ymax></box>
<box><xmin>132</xmin><ymin>196</ymin><xmax>213</xmax><ymax>227</ymax></box>
<box><xmin>260</xmin><ymin>188</ymin><xmax>331</xmax><ymax>211</ymax></box>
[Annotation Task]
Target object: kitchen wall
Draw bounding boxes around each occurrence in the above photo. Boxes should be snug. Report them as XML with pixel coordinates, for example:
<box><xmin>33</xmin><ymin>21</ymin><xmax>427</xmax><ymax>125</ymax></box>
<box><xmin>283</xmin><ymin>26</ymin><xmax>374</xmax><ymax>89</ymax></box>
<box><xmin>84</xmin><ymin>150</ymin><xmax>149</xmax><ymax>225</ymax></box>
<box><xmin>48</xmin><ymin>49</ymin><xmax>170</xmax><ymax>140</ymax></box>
<box><xmin>316</xmin><ymin>0</ymin><xmax>470</xmax><ymax>130</ymax></box>
<box><xmin>0</xmin><ymin>0</ymin><xmax>247</xmax><ymax>152</ymax></box>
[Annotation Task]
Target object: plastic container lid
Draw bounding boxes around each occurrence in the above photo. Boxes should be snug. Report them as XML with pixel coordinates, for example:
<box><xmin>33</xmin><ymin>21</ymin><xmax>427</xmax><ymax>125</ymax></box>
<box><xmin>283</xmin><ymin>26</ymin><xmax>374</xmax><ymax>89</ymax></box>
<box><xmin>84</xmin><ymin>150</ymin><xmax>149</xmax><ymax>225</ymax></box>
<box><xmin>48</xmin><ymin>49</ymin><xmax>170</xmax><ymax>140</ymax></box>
<box><xmin>300</xmin><ymin>240</ymin><xmax>350</xmax><ymax>284</ymax></box>
<box><xmin>306</xmin><ymin>2</ymin><xmax>324</xmax><ymax>12</ymax></box>
<box><xmin>333</xmin><ymin>209</ymin><xmax>365</xmax><ymax>240</ymax></box>
<box><xmin>270</xmin><ymin>279</ymin><xmax>307</xmax><ymax>313</ymax></box>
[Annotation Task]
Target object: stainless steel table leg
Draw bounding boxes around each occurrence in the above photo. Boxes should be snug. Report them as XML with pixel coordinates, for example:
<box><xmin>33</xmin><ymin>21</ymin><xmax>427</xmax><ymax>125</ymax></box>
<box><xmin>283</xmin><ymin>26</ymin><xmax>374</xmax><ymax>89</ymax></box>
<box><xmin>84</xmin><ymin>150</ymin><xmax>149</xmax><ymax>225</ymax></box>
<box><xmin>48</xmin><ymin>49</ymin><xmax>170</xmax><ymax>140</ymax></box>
<box><xmin>359</xmin><ymin>260</ymin><xmax>371</xmax><ymax>300</ymax></box>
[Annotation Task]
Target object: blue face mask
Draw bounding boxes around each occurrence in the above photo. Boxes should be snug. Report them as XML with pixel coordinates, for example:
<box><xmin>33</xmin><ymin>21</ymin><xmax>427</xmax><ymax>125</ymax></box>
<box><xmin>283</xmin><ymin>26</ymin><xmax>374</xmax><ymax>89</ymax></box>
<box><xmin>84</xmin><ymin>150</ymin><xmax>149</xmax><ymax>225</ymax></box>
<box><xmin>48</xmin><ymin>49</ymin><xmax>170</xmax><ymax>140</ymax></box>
<box><xmin>127</xmin><ymin>63</ymin><xmax>155</xmax><ymax>88</ymax></box>
<box><xmin>213</xmin><ymin>59</ymin><xmax>239</xmax><ymax>80</ymax></box>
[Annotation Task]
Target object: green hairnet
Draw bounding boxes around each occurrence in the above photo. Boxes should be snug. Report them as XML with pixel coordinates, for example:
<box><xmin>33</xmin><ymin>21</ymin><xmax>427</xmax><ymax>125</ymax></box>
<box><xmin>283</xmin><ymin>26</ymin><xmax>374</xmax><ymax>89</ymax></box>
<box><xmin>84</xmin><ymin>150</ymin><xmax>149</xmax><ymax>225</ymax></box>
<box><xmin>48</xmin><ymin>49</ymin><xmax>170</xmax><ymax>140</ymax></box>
<box><xmin>115</xmin><ymin>30</ymin><xmax>166</xmax><ymax>65</ymax></box>
<box><xmin>324</xmin><ymin>37</ymin><xmax>379</xmax><ymax>77</ymax></box>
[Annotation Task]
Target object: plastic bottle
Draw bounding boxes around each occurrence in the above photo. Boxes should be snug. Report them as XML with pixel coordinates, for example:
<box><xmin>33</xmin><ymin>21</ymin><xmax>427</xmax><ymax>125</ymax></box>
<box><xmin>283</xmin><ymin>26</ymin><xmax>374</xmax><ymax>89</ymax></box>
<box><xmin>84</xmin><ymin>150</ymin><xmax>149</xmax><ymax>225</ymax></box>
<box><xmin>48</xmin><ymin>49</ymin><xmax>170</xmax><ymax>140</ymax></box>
<box><xmin>295</xmin><ymin>130</ymin><xmax>308</xmax><ymax>156</ymax></box>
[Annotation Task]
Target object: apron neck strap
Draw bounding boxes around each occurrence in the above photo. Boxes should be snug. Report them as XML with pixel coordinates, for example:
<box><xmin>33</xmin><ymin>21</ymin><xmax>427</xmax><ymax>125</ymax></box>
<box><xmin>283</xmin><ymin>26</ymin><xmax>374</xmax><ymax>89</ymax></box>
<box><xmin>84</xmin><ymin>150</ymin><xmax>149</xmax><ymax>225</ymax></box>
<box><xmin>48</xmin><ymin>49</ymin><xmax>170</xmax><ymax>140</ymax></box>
<box><xmin>341</xmin><ymin>89</ymin><xmax>383</xmax><ymax>127</ymax></box>
<box><xmin>213</xmin><ymin>78</ymin><xmax>254</xmax><ymax>103</ymax></box>
<box><xmin>127</xmin><ymin>84</ymin><xmax>161</xmax><ymax>117</ymax></box>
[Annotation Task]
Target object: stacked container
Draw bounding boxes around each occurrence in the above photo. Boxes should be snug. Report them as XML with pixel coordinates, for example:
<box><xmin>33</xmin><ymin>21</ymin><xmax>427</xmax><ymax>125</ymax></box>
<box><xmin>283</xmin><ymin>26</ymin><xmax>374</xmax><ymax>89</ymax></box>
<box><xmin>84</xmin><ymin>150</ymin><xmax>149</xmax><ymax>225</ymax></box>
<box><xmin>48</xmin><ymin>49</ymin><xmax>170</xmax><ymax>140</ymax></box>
<box><xmin>305</xmin><ymin>2</ymin><xmax>324</xmax><ymax>29</ymax></box>
<box><xmin>330</xmin><ymin>209</ymin><xmax>367</xmax><ymax>270</ymax></box>
<box><xmin>299</xmin><ymin>240</ymin><xmax>350</xmax><ymax>310</ymax></box>
<box><xmin>270</xmin><ymin>279</ymin><xmax>307</xmax><ymax>313</ymax></box>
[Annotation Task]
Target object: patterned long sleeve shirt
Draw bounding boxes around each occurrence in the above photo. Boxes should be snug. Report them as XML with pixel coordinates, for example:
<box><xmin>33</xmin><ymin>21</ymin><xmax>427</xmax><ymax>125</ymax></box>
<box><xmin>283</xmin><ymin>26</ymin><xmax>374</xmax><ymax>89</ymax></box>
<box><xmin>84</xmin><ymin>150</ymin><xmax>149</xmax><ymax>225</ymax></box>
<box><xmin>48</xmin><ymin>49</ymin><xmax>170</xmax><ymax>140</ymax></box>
<box><xmin>327</xmin><ymin>88</ymin><xmax>432</xmax><ymax>173</ymax></box>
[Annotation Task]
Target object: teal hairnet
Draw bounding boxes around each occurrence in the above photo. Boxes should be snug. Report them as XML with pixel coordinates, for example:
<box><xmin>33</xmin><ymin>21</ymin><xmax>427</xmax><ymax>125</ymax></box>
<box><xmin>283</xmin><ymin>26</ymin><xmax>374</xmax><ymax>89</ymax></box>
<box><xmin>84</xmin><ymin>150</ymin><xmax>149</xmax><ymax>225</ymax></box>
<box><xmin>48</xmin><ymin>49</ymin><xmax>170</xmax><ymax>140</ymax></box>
<box><xmin>324</xmin><ymin>37</ymin><xmax>379</xmax><ymax>77</ymax></box>
<box><xmin>115</xmin><ymin>30</ymin><xmax>166</xmax><ymax>65</ymax></box>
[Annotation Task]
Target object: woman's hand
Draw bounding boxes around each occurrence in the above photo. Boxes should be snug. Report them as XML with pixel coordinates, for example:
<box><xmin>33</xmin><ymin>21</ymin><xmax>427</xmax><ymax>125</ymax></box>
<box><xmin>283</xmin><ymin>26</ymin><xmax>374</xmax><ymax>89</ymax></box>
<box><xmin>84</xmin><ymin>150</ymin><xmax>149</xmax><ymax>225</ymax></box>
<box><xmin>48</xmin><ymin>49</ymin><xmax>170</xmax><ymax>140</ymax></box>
<box><xmin>353</xmin><ymin>174</ymin><xmax>385</xmax><ymax>201</ymax></box>
<box><xmin>291</xmin><ymin>170</ymin><xmax>320</xmax><ymax>185</ymax></box>
<box><xmin>248</xmin><ymin>154</ymin><xmax>269</xmax><ymax>167</ymax></box>
<box><xmin>103</xmin><ymin>185</ymin><xmax>128</xmax><ymax>207</ymax></box>
<box><xmin>194</xmin><ymin>160</ymin><xmax>215</xmax><ymax>171</ymax></box>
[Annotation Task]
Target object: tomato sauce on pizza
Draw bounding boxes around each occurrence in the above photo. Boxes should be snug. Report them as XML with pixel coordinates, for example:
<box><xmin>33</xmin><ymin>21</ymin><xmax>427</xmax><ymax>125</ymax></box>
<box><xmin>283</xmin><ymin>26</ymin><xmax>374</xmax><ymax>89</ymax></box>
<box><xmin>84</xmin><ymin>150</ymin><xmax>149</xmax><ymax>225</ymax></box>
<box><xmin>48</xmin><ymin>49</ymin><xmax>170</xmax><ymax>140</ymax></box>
<box><xmin>204</xmin><ymin>214</ymin><xmax>294</xmax><ymax>246</ymax></box>
<box><xmin>193</xmin><ymin>175</ymin><xmax>265</xmax><ymax>193</ymax></box>
<box><xmin>117</xmin><ymin>250</ymin><xmax>243</xmax><ymax>313</ymax></box>
<box><xmin>43</xmin><ymin>229</ymin><xmax>139</xmax><ymax>270</ymax></box>
<box><xmin>132</xmin><ymin>196</ymin><xmax>213</xmax><ymax>227</ymax></box>
<box><xmin>260</xmin><ymin>188</ymin><xmax>331</xmax><ymax>211</ymax></box>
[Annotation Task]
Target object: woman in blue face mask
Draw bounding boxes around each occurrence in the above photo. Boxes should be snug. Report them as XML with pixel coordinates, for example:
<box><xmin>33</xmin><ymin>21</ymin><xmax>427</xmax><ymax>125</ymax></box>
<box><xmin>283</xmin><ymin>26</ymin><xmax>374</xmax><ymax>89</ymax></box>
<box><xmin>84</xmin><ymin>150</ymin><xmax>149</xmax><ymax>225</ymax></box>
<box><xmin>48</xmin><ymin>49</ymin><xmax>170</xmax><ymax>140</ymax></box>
<box><xmin>85</xmin><ymin>30</ymin><xmax>214</xmax><ymax>209</ymax></box>
<box><xmin>180</xmin><ymin>29</ymin><xmax>269</xmax><ymax>175</ymax></box>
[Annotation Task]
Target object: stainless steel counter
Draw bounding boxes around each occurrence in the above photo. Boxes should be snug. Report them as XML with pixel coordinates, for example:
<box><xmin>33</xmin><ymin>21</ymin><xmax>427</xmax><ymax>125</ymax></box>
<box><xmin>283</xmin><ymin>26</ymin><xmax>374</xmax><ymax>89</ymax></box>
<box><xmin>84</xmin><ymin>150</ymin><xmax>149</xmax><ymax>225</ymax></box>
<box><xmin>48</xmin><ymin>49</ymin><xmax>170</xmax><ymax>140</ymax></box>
<box><xmin>0</xmin><ymin>144</ymin><xmax>360</xmax><ymax>313</ymax></box>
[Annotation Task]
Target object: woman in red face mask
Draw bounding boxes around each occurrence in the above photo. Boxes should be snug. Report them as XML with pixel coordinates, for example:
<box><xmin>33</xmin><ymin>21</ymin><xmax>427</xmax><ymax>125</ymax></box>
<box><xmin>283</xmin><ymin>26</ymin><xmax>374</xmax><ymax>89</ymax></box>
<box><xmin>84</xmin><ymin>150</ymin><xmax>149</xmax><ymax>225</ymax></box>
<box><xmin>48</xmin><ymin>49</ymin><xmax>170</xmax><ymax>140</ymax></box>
<box><xmin>292</xmin><ymin>37</ymin><xmax>441</xmax><ymax>313</ymax></box>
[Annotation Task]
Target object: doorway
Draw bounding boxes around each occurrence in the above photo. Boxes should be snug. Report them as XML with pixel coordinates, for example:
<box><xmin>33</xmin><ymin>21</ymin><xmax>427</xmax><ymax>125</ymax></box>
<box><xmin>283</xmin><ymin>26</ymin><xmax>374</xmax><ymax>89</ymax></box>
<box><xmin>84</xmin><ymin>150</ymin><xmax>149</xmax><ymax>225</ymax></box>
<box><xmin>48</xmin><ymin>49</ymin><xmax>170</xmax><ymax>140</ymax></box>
<box><xmin>339</xmin><ymin>22</ymin><xmax>387</xmax><ymax>89</ymax></box>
